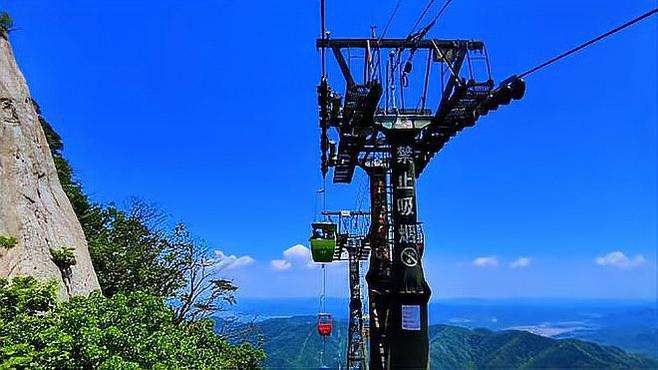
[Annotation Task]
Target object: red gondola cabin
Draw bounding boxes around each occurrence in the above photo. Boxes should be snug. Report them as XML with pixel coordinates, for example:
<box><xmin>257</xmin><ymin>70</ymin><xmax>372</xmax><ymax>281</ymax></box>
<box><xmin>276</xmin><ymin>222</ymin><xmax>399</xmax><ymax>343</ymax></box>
<box><xmin>317</xmin><ymin>313</ymin><xmax>333</xmax><ymax>336</ymax></box>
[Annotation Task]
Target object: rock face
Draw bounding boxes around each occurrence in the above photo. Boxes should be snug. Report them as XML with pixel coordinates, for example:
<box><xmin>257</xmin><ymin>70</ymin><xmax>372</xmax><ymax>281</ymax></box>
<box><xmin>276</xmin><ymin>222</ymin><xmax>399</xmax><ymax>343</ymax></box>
<box><xmin>0</xmin><ymin>31</ymin><xmax>100</xmax><ymax>298</ymax></box>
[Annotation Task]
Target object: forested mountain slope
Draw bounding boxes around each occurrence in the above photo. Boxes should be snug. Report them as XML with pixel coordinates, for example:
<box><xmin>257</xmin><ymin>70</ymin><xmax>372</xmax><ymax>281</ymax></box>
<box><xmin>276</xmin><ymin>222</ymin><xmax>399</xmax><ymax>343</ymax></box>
<box><xmin>249</xmin><ymin>316</ymin><xmax>658</xmax><ymax>369</ymax></box>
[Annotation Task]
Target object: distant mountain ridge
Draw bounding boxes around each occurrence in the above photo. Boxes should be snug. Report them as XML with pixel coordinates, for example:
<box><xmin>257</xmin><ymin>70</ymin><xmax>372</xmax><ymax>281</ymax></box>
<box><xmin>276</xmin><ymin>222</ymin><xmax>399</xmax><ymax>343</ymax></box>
<box><xmin>429</xmin><ymin>324</ymin><xmax>656</xmax><ymax>369</ymax></box>
<box><xmin>229</xmin><ymin>297</ymin><xmax>658</xmax><ymax>359</ymax></box>
<box><xmin>247</xmin><ymin>316</ymin><xmax>658</xmax><ymax>369</ymax></box>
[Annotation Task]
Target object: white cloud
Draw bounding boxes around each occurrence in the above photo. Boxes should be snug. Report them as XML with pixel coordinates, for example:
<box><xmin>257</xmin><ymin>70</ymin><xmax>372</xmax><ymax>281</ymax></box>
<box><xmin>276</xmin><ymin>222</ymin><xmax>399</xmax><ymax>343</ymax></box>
<box><xmin>231</xmin><ymin>256</ymin><xmax>255</xmax><ymax>269</ymax></box>
<box><xmin>510</xmin><ymin>257</ymin><xmax>531</xmax><ymax>269</ymax></box>
<box><xmin>595</xmin><ymin>251</ymin><xmax>645</xmax><ymax>269</ymax></box>
<box><xmin>473</xmin><ymin>256</ymin><xmax>499</xmax><ymax>267</ymax></box>
<box><xmin>270</xmin><ymin>244</ymin><xmax>315</xmax><ymax>271</ymax></box>
<box><xmin>214</xmin><ymin>250</ymin><xmax>255</xmax><ymax>271</ymax></box>
<box><xmin>270</xmin><ymin>259</ymin><xmax>292</xmax><ymax>271</ymax></box>
<box><xmin>283</xmin><ymin>244</ymin><xmax>311</xmax><ymax>260</ymax></box>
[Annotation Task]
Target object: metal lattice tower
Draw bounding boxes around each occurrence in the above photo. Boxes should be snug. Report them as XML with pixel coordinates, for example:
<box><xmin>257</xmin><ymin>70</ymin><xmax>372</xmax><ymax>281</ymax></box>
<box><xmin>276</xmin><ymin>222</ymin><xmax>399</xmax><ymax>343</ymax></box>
<box><xmin>322</xmin><ymin>210</ymin><xmax>370</xmax><ymax>369</ymax></box>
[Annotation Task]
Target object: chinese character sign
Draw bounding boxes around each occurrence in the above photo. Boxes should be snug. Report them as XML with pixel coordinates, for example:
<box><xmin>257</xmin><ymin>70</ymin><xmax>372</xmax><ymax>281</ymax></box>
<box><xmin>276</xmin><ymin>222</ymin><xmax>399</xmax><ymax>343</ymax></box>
<box><xmin>391</xmin><ymin>145</ymin><xmax>417</xmax><ymax>225</ymax></box>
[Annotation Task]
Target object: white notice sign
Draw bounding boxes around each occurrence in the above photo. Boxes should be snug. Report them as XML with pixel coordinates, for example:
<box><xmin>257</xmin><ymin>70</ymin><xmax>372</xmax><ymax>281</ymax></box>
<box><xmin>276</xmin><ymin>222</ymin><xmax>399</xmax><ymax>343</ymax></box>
<box><xmin>401</xmin><ymin>305</ymin><xmax>421</xmax><ymax>331</ymax></box>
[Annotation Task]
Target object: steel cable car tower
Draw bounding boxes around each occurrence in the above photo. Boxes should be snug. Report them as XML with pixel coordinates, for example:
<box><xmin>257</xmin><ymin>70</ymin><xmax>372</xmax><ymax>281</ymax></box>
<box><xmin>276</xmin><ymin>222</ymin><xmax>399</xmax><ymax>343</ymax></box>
<box><xmin>332</xmin><ymin>210</ymin><xmax>370</xmax><ymax>369</ymax></box>
<box><xmin>314</xmin><ymin>0</ymin><xmax>525</xmax><ymax>368</ymax></box>
<box><xmin>311</xmin><ymin>2</ymin><xmax>656</xmax><ymax>368</ymax></box>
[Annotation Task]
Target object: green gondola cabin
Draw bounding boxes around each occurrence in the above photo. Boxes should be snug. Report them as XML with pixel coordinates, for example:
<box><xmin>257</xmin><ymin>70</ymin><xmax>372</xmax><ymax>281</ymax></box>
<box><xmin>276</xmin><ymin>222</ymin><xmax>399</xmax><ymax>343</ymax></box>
<box><xmin>309</xmin><ymin>222</ymin><xmax>337</xmax><ymax>263</ymax></box>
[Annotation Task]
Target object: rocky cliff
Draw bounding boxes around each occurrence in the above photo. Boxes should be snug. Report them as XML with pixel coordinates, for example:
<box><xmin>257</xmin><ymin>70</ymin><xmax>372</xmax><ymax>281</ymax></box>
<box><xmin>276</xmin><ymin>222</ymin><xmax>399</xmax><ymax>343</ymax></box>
<box><xmin>0</xmin><ymin>31</ymin><xmax>100</xmax><ymax>298</ymax></box>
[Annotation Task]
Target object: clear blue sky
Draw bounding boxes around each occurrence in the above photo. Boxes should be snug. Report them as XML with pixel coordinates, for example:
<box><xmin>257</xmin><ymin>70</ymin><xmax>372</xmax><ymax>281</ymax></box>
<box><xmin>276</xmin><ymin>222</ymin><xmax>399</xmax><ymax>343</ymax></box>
<box><xmin>5</xmin><ymin>0</ymin><xmax>656</xmax><ymax>299</ymax></box>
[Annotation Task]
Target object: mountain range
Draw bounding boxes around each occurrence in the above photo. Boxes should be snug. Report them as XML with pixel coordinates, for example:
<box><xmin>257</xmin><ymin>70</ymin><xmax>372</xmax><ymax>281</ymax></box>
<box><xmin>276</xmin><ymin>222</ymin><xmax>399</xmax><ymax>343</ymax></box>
<box><xmin>245</xmin><ymin>316</ymin><xmax>658</xmax><ymax>369</ymax></box>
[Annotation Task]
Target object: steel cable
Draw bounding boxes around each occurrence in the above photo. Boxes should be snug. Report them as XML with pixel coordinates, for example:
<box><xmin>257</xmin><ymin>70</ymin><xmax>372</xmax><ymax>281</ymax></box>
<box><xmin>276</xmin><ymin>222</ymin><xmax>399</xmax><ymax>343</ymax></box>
<box><xmin>519</xmin><ymin>8</ymin><xmax>657</xmax><ymax>78</ymax></box>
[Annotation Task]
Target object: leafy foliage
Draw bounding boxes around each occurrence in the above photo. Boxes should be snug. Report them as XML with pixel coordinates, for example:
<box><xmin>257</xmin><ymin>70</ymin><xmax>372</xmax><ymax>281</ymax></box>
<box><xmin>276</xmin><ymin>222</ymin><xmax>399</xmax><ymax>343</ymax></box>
<box><xmin>84</xmin><ymin>202</ymin><xmax>241</xmax><ymax>325</ymax></box>
<box><xmin>0</xmin><ymin>12</ymin><xmax>12</xmax><ymax>34</ymax></box>
<box><xmin>0</xmin><ymin>277</ymin><xmax>58</xmax><ymax>321</ymax></box>
<box><xmin>0</xmin><ymin>235</ymin><xmax>17</xmax><ymax>249</ymax></box>
<box><xmin>86</xmin><ymin>201</ymin><xmax>187</xmax><ymax>298</ymax></box>
<box><xmin>49</xmin><ymin>247</ymin><xmax>77</xmax><ymax>269</ymax></box>
<box><xmin>0</xmin><ymin>277</ymin><xmax>265</xmax><ymax>369</ymax></box>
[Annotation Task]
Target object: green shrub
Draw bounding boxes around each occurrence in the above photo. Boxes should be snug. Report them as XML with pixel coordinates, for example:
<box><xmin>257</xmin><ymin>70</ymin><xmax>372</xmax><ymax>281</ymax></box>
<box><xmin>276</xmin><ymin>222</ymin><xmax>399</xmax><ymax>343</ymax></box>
<box><xmin>0</xmin><ymin>278</ymin><xmax>265</xmax><ymax>368</ymax></box>
<box><xmin>0</xmin><ymin>11</ymin><xmax>12</xmax><ymax>33</ymax></box>
<box><xmin>49</xmin><ymin>246</ymin><xmax>77</xmax><ymax>269</ymax></box>
<box><xmin>0</xmin><ymin>235</ymin><xmax>17</xmax><ymax>249</ymax></box>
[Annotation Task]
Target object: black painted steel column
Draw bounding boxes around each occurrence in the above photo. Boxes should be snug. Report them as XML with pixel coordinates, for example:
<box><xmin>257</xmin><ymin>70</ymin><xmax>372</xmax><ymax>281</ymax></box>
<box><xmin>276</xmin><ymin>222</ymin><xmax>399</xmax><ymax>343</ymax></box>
<box><xmin>365</xmin><ymin>166</ymin><xmax>391</xmax><ymax>370</ymax></box>
<box><xmin>388</xmin><ymin>131</ymin><xmax>431</xmax><ymax>369</ymax></box>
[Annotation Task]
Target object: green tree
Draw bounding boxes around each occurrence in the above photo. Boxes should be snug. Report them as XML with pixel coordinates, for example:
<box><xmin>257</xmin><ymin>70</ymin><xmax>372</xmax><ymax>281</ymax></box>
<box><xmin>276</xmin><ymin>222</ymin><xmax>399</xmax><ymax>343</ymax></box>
<box><xmin>0</xmin><ymin>277</ymin><xmax>265</xmax><ymax>369</ymax></box>
<box><xmin>86</xmin><ymin>200</ymin><xmax>188</xmax><ymax>298</ymax></box>
<box><xmin>0</xmin><ymin>12</ymin><xmax>12</xmax><ymax>34</ymax></box>
<box><xmin>88</xmin><ymin>202</ymin><xmax>241</xmax><ymax>327</ymax></box>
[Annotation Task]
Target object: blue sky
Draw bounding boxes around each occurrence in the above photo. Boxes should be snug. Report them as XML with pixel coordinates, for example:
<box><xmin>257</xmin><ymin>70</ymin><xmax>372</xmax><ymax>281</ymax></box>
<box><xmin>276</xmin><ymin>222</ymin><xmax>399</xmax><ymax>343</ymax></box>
<box><xmin>5</xmin><ymin>0</ymin><xmax>656</xmax><ymax>299</ymax></box>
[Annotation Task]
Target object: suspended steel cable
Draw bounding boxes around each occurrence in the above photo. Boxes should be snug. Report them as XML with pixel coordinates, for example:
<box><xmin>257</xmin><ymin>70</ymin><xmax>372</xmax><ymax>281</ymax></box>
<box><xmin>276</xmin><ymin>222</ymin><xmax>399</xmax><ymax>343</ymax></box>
<box><xmin>390</xmin><ymin>0</ymin><xmax>454</xmax><ymax>111</ymax></box>
<box><xmin>378</xmin><ymin>0</ymin><xmax>402</xmax><ymax>42</ymax></box>
<box><xmin>429</xmin><ymin>0</ymin><xmax>453</xmax><ymax>26</ymax></box>
<box><xmin>321</xmin><ymin>264</ymin><xmax>327</xmax><ymax>311</ymax></box>
<box><xmin>318</xmin><ymin>264</ymin><xmax>327</xmax><ymax>367</ymax></box>
<box><xmin>409</xmin><ymin>0</ymin><xmax>436</xmax><ymax>35</ymax></box>
<box><xmin>313</xmin><ymin>188</ymin><xmax>319</xmax><ymax>222</ymax></box>
<box><xmin>412</xmin><ymin>0</ymin><xmax>454</xmax><ymax>39</ymax></box>
<box><xmin>320</xmin><ymin>0</ymin><xmax>327</xmax><ymax>77</ymax></box>
<box><xmin>370</xmin><ymin>0</ymin><xmax>403</xmax><ymax>82</ymax></box>
<box><xmin>322</xmin><ymin>177</ymin><xmax>327</xmax><ymax>212</ymax></box>
<box><xmin>519</xmin><ymin>8</ymin><xmax>657</xmax><ymax>78</ymax></box>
